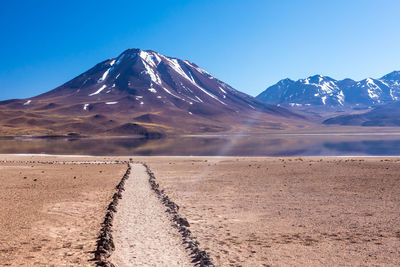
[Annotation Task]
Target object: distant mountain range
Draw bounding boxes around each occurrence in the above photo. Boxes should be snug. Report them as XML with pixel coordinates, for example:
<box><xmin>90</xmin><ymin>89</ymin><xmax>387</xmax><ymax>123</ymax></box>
<box><xmin>257</xmin><ymin>71</ymin><xmax>400</xmax><ymax>109</ymax></box>
<box><xmin>0</xmin><ymin>48</ymin><xmax>302</xmax><ymax>136</ymax></box>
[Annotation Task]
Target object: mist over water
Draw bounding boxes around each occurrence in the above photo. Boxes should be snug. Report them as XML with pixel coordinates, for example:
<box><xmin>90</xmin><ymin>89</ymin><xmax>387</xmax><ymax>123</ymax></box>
<box><xmin>1</xmin><ymin>134</ymin><xmax>400</xmax><ymax>156</ymax></box>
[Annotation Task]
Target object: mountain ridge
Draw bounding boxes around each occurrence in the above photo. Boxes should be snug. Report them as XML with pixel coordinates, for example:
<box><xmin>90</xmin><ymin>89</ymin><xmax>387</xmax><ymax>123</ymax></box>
<box><xmin>257</xmin><ymin>71</ymin><xmax>400</xmax><ymax>108</ymax></box>
<box><xmin>0</xmin><ymin>48</ymin><xmax>304</xmax><ymax>136</ymax></box>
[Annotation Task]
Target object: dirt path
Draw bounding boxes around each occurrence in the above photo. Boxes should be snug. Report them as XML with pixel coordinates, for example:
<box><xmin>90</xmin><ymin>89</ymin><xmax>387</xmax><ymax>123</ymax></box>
<box><xmin>110</xmin><ymin>163</ymin><xmax>192</xmax><ymax>267</ymax></box>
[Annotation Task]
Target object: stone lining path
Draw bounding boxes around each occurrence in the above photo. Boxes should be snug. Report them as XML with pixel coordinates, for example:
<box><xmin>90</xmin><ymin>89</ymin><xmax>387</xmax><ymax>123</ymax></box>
<box><xmin>110</xmin><ymin>163</ymin><xmax>192</xmax><ymax>267</ymax></box>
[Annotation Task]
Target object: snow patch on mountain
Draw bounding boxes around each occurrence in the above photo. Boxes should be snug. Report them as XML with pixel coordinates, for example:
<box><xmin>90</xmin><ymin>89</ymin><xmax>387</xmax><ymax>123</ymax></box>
<box><xmin>98</xmin><ymin>68</ymin><xmax>111</xmax><ymax>83</ymax></box>
<box><xmin>89</xmin><ymin>85</ymin><xmax>107</xmax><ymax>96</ymax></box>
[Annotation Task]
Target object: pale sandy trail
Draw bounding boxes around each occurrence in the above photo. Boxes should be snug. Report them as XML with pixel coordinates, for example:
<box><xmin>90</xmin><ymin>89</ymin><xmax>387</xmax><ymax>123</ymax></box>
<box><xmin>110</xmin><ymin>163</ymin><xmax>192</xmax><ymax>267</ymax></box>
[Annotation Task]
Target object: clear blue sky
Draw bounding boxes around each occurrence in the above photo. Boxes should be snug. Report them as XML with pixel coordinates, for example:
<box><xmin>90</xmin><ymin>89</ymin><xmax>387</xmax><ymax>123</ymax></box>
<box><xmin>1</xmin><ymin>0</ymin><xmax>399</xmax><ymax>100</ymax></box>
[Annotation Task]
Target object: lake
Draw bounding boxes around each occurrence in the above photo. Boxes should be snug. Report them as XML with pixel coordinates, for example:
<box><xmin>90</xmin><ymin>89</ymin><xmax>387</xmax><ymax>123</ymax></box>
<box><xmin>1</xmin><ymin>133</ymin><xmax>400</xmax><ymax>156</ymax></box>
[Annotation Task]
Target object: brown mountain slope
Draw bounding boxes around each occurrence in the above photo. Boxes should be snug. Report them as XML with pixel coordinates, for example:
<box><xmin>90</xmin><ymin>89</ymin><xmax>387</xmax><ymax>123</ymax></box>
<box><xmin>323</xmin><ymin>101</ymin><xmax>400</xmax><ymax>126</ymax></box>
<box><xmin>0</xmin><ymin>48</ymin><xmax>306</xmax><ymax>136</ymax></box>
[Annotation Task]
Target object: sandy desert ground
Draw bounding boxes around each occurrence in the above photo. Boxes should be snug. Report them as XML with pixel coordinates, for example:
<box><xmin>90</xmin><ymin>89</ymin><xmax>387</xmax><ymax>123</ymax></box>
<box><xmin>0</xmin><ymin>155</ymin><xmax>399</xmax><ymax>266</ymax></box>
<box><xmin>0</xmin><ymin>156</ymin><xmax>127</xmax><ymax>266</ymax></box>
<box><xmin>140</xmin><ymin>156</ymin><xmax>400</xmax><ymax>266</ymax></box>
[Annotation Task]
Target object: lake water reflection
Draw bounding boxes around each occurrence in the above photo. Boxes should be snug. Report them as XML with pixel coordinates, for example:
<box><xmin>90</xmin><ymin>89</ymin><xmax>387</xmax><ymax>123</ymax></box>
<box><xmin>1</xmin><ymin>134</ymin><xmax>400</xmax><ymax>156</ymax></box>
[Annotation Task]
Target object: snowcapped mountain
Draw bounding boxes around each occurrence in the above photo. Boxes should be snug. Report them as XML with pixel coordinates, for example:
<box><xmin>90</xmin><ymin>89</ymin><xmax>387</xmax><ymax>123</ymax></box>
<box><xmin>257</xmin><ymin>71</ymin><xmax>400</xmax><ymax>109</ymax></box>
<box><xmin>0</xmin><ymin>48</ymin><xmax>301</xmax><ymax>136</ymax></box>
<box><xmin>37</xmin><ymin>48</ymin><xmax>265</xmax><ymax>111</ymax></box>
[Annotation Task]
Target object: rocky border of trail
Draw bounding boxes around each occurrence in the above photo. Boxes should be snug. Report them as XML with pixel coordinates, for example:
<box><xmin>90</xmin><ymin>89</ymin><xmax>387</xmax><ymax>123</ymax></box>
<box><xmin>94</xmin><ymin>163</ymin><xmax>132</xmax><ymax>267</ymax></box>
<box><xmin>142</xmin><ymin>163</ymin><xmax>215</xmax><ymax>267</ymax></box>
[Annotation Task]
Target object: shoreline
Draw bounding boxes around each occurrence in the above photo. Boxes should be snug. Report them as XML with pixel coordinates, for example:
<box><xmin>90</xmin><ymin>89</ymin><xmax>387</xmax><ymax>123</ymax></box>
<box><xmin>2</xmin><ymin>154</ymin><xmax>400</xmax><ymax>158</ymax></box>
<box><xmin>3</xmin><ymin>131</ymin><xmax>400</xmax><ymax>140</ymax></box>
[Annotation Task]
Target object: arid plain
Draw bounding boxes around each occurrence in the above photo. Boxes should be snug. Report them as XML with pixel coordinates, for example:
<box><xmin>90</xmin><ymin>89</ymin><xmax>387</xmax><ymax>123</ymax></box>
<box><xmin>1</xmin><ymin>155</ymin><xmax>399</xmax><ymax>266</ymax></box>
<box><xmin>0</xmin><ymin>156</ymin><xmax>127</xmax><ymax>266</ymax></box>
